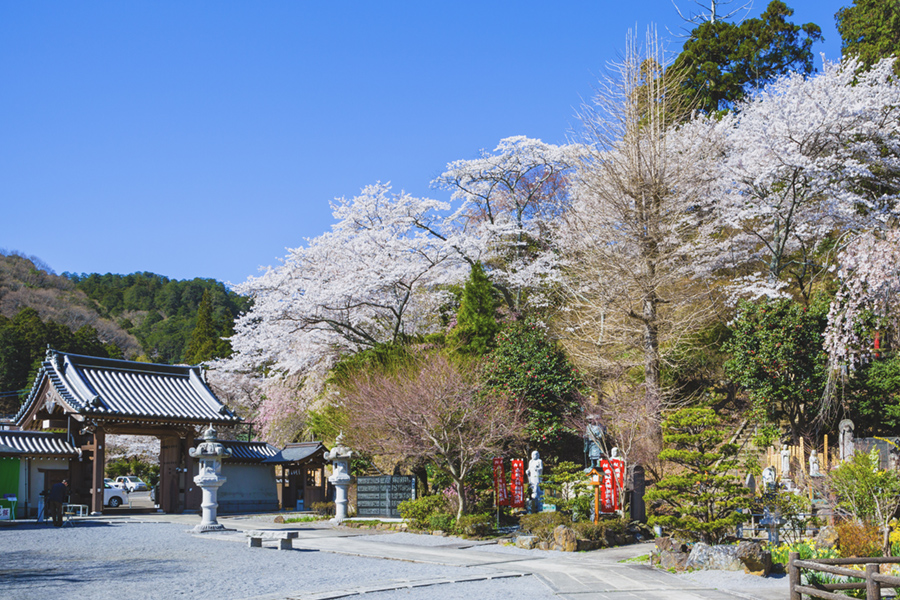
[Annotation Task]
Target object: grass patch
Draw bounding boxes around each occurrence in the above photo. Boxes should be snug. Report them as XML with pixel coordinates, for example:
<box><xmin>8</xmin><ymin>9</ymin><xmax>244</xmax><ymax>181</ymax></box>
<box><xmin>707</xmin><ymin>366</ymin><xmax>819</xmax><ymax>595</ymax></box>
<box><xmin>619</xmin><ymin>554</ymin><xmax>650</xmax><ymax>564</ymax></box>
<box><xmin>282</xmin><ymin>515</ymin><xmax>327</xmax><ymax>523</ymax></box>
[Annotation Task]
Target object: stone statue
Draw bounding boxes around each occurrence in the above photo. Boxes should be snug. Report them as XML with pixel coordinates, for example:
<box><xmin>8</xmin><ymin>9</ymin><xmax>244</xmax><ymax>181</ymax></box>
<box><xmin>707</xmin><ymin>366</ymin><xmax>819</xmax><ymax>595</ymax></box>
<box><xmin>762</xmin><ymin>466</ymin><xmax>776</xmax><ymax>489</ymax></box>
<box><xmin>610</xmin><ymin>447</ymin><xmax>620</xmax><ymax>459</ymax></box>
<box><xmin>584</xmin><ymin>423</ymin><xmax>604</xmax><ymax>469</ymax></box>
<box><xmin>809</xmin><ymin>449</ymin><xmax>822</xmax><ymax>477</ymax></box>
<box><xmin>839</xmin><ymin>419</ymin><xmax>855</xmax><ymax>462</ymax></box>
<box><xmin>526</xmin><ymin>450</ymin><xmax>544</xmax><ymax>512</ymax></box>
<box><xmin>780</xmin><ymin>444</ymin><xmax>791</xmax><ymax>476</ymax></box>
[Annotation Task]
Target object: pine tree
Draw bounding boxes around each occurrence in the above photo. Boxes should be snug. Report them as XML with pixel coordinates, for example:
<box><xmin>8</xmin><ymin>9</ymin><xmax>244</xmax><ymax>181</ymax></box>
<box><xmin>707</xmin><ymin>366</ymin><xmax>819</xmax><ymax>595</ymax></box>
<box><xmin>448</xmin><ymin>262</ymin><xmax>499</xmax><ymax>357</ymax></box>
<box><xmin>645</xmin><ymin>408</ymin><xmax>750</xmax><ymax>544</ymax></box>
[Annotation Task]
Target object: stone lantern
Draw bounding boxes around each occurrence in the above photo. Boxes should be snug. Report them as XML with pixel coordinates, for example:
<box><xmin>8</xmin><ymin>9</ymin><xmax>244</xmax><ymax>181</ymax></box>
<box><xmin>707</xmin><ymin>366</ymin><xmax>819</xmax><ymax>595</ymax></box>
<box><xmin>188</xmin><ymin>424</ymin><xmax>232</xmax><ymax>533</ymax></box>
<box><xmin>324</xmin><ymin>432</ymin><xmax>353</xmax><ymax>524</ymax></box>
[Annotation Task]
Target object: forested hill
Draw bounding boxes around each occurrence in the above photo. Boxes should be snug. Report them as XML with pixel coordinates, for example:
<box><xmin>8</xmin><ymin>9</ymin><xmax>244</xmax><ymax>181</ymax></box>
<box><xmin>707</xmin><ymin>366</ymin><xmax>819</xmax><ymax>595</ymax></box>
<box><xmin>65</xmin><ymin>271</ymin><xmax>249</xmax><ymax>364</ymax></box>
<box><xmin>0</xmin><ymin>251</ymin><xmax>248</xmax><ymax>413</ymax></box>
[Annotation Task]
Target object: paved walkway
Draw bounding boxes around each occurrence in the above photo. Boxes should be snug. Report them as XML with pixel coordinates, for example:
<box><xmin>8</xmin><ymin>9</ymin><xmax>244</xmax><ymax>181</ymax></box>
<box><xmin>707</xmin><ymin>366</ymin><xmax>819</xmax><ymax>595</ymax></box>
<box><xmin>135</xmin><ymin>513</ymin><xmax>788</xmax><ymax>600</ymax></box>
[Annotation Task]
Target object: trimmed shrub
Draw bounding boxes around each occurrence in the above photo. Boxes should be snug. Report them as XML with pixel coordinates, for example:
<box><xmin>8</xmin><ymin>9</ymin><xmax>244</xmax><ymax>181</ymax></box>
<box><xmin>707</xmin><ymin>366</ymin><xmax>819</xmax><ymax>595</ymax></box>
<box><xmin>398</xmin><ymin>494</ymin><xmax>449</xmax><ymax>530</ymax></box>
<box><xmin>454</xmin><ymin>513</ymin><xmax>493</xmax><ymax>537</ymax></box>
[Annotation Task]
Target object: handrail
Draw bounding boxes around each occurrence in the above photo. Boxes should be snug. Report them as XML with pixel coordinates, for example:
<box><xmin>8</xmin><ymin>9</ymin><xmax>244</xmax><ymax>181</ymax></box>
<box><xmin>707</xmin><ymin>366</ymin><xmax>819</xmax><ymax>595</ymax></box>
<box><xmin>789</xmin><ymin>552</ymin><xmax>899</xmax><ymax>600</ymax></box>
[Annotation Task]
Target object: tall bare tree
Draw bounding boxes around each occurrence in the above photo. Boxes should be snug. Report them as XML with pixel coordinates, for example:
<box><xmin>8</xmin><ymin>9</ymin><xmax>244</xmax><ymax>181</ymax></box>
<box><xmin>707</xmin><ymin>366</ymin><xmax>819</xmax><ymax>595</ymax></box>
<box><xmin>557</xmin><ymin>30</ymin><xmax>723</xmax><ymax>413</ymax></box>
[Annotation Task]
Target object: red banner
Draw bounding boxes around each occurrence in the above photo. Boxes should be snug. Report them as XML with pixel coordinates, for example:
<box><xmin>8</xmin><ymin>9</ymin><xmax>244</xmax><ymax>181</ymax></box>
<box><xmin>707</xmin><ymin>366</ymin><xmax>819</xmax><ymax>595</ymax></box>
<box><xmin>510</xmin><ymin>459</ymin><xmax>525</xmax><ymax>508</ymax></box>
<box><xmin>610</xmin><ymin>457</ymin><xmax>625</xmax><ymax>491</ymax></box>
<box><xmin>493</xmin><ymin>457</ymin><xmax>509</xmax><ymax>506</ymax></box>
<box><xmin>599</xmin><ymin>458</ymin><xmax>618</xmax><ymax>513</ymax></box>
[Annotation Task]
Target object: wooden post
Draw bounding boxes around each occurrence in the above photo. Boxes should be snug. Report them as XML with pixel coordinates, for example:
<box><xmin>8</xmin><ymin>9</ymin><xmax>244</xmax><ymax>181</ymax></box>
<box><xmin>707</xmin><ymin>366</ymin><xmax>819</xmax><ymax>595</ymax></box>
<box><xmin>91</xmin><ymin>428</ymin><xmax>105</xmax><ymax>514</ymax></box>
<box><xmin>800</xmin><ymin>439</ymin><xmax>806</xmax><ymax>474</ymax></box>
<box><xmin>789</xmin><ymin>552</ymin><xmax>801</xmax><ymax>600</ymax></box>
<box><xmin>866</xmin><ymin>563</ymin><xmax>880</xmax><ymax>600</ymax></box>
<box><xmin>824</xmin><ymin>434</ymin><xmax>829</xmax><ymax>471</ymax></box>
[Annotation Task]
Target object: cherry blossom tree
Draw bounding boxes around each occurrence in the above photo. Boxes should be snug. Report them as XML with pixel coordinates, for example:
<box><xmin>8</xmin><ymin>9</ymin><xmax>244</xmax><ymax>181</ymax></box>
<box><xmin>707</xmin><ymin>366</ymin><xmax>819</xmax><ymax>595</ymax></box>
<box><xmin>225</xmin><ymin>183</ymin><xmax>462</xmax><ymax>378</ymax></box>
<box><xmin>339</xmin><ymin>353</ymin><xmax>524</xmax><ymax>519</ymax></box>
<box><xmin>432</xmin><ymin>136</ymin><xmax>578</xmax><ymax>314</ymax></box>
<box><xmin>701</xmin><ymin>57</ymin><xmax>900</xmax><ymax>302</ymax></box>
<box><xmin>825</xmin><ymin>230</ymin><xmax>900</xmax><ymax>371</ymax></box>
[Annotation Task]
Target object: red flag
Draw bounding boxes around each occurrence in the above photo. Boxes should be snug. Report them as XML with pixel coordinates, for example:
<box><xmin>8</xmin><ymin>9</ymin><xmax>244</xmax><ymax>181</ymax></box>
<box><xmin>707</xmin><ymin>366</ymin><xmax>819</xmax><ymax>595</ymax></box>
<box><xmin>510</xmin><ymin>459</ymin><xmax>525</xmax><ymax>508</ymax></box>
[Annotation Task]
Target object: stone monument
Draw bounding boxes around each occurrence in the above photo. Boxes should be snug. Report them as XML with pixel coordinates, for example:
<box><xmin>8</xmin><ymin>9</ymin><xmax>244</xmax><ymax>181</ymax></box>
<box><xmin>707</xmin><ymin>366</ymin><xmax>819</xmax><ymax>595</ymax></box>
<box><xmin>324</xmin><ymin>432</ymin><xmax>353</xmax><ymax>524</ymax></box>
<box><xmin>762</xmin><ymin>466</ymin><xmax>776</xmax><ymax>490</ymax></box>
<box><xmin>780</xmin><ymin>444</ymin><xmax>791</xmax><ymax>476</ymax></box>
<box><xmin>809</xmin><ymin>449</ymin><xmax>822</xmax><ymax>477</ymax></box>
<box><xmin>526</xmin><ymin>450</ymin><xmax>544</xmax><ymax>513</ymax></box>
<box><xmin>189</xmin><ymin>424</ymin><xmax>233</xmax><ymax>533</ymax></box>
<box><xmin>839</xmin><ymin>419</ymin><xmax>855</xmax><ymax>462</ymax></box>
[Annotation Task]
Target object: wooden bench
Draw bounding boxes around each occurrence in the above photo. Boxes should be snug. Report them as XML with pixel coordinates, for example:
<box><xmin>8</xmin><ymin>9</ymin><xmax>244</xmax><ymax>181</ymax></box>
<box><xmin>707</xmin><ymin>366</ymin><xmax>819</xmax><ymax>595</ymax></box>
<box><xmin>246</xmin><ymin>530</ymin><xmax>300</xmax><ymax>550</ymax></box>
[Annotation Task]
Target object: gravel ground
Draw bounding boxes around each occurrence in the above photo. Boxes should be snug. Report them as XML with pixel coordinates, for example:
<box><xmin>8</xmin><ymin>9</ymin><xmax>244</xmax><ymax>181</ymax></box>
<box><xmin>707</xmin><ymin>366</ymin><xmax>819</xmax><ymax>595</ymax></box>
<box><xmin>2</xmin><ymin>522</ymin><xmax>557</xmax><ymax>600</ymax></box>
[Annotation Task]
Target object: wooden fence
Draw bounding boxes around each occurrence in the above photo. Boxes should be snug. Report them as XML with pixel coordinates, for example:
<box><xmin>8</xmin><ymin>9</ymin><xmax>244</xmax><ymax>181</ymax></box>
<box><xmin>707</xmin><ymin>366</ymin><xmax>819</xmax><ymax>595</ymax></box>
<box><xmin>789</xmin><ymin>552</ymin><xmax>900</xmax><ymax>600</ymax></box>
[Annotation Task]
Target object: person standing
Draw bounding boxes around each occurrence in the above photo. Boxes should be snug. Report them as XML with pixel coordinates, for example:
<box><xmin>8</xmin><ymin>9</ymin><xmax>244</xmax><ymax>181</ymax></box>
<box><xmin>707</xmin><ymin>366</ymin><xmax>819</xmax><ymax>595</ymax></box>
<box><xmin>47</xmin><ymin>479</ymin><xmax>68</xmax><ymax>527</ymax></box>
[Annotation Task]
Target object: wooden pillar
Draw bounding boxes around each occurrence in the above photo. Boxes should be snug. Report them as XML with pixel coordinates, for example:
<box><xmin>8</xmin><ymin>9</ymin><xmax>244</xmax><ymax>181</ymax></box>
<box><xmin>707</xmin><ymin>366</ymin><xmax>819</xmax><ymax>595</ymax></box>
<box><xmin>91</xmin><ymin>428</ymin><xmax>105</xmax><ymax>514</ymax></box>
<box><xmin>824</xmin><ymin>434</ymin><xmax>829</xmax><ymax>471</ymax></box>
<box><xmin>184</xmin><ymin>430</ymin><xmax>201</xmax><ymax>511</ymax></box>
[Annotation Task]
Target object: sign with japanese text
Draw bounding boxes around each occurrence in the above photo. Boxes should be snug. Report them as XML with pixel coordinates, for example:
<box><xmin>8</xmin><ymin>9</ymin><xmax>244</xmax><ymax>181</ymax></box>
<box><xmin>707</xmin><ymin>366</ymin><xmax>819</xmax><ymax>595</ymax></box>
<box><xmin>599</xmin><ymin>458</ymin><xmax>618</xmax><ymax>513</ymax></box>
<box><xmin>493</xmin><ymin>457</ymin><xmax>509</xmax><ymax>506</ymax></box>
<box><xmin>510</xmin><ymin>458</ymin><xmax>525</xmax><ymax>508</ymax></box>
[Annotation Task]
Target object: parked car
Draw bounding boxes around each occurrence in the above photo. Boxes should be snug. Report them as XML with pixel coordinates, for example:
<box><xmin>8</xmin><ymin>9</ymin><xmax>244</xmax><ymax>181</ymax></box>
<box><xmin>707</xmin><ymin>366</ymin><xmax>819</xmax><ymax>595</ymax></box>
<box><xmin>113</xmin><ymin>476</ymin><xmax>148</xmax><ymax>492</ymax></box>
<box><xmin>104</xmin><ymin>483</ymin><xmax>128</xmax><ymax>508</ymax></box>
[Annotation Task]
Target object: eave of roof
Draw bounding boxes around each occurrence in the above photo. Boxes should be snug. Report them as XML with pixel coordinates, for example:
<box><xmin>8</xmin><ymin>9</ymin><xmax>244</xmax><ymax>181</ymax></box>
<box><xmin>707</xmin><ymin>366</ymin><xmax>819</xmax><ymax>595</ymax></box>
<box><xmin>0</xmin><ymin>431</ymin><xmax>78</xmax><ymax>457</ymax></box>
<box><xmin>15</xmin><ymin>350</ymin><xmax>242</xmax><ymax>427</ymax></box>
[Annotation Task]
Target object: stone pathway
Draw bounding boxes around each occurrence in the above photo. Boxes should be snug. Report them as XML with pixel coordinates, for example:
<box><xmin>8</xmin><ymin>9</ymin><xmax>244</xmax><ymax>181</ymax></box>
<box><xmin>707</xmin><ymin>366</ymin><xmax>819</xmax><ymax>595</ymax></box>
<box><xmin>162</xmin><ymin>515</ymin><xmax>790</xmax><ymax>600</ymax></box>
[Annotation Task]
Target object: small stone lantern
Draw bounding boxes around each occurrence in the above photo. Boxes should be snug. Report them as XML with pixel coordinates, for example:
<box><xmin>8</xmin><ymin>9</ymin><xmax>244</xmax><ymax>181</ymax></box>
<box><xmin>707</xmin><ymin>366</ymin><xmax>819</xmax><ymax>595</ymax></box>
<box><xmin>324</xmin><ymin>432</ymin><xmax>353</xmax><ymax>524</ymax></box>
<box><xmin>189</xmin><ymin>424</ymin><xmax>232</xmax><ymax>533</ymax></box>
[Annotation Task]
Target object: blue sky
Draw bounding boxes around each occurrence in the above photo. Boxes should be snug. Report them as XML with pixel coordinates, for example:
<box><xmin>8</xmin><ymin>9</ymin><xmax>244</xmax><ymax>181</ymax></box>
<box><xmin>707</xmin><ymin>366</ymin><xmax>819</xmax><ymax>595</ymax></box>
<box><xmin>0</xmin><ymin>1</ymin><xmax>846</xmax><ymax>285</ymax></box>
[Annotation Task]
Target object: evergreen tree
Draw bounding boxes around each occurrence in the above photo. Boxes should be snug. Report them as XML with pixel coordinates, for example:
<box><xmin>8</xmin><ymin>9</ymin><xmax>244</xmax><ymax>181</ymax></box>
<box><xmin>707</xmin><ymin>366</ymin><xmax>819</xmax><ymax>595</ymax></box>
<box><xmin>836</xmin><ymin>0</ymin><xmax>900</xmax><ymax>75</ymax></box>
<box><xmin>674</xmin><ymin>1</ymin><xmax>822</xmax><ymax>113</ymax></box>
<box><xmin>183</xmin><ymin>289</ymin><xmax>230</xmax><ymax>364</ymax></box>
<box><xmin>481</xmin><ymin>321</ymin><xmax>584</xmax><ymax>459</ymax></box>
<box><xmin>645</xmin><ymin>408</ymin><xmax>750</xmax><ymax>544</ymax></box>
<box><xmin>448</xmin><ymin>262</ymin><xmax>499</xmax><ymax>357</ymax></box>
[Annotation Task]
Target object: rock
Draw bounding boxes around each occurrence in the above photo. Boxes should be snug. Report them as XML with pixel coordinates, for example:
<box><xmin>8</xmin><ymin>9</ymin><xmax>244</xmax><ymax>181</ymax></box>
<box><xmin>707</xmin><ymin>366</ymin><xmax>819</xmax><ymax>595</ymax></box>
<box><xmin>655</xmin><ymin>536</ymin><xmax>688</xmax><ymax>553</ymax></box>
<box><xmin>735</xmin><ymin>541</ymin><xmax>772</xmax><ymax>576</ymax></box>
<box><xmin>515</xmin><ymin>535</ymin><xmax>538</xmax><ymax>550</ymax></box>
<box><xmin>538</xmin><ymin>541</ymin><xmax>551</xmax><ymax>551</ymax></box>
<box><xmin>659</xmin><ymin>549</ymin><xmax>690</xmax><ymax>571</ymax></box>
<box><xmin>815</xmin><ymin>525</ymin><xmax>839</xmax><ymax>550</ymax></box>
<box><xmin>551</xmin><ymin>525</ymin><xmax>578</xmax><ymax>552</ymax></box>
<box><xmin>432</xmin><ymin>530</ymin><xmax>445</xmax><ymax>536</ymax></box>
<box><xmin>577</xmin><ymin>539</ymin><xmax>601</xmax><ymax>552</ymax></box>
<box><xmin>686</xmin><ymin>543</ymin><xmax>743</xmax><ymax>571</ymax></box>
<box><xmin>273</xmin><ymin>515</ymin><xmax>285</xmax><ymax>524</ymax></box>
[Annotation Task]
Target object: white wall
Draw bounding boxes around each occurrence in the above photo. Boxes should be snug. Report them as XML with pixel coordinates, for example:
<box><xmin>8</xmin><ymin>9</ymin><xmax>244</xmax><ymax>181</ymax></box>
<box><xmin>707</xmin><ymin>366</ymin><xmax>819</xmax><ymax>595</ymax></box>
<box><xmin>218</xmin><ymin>463</ymin><xmax>278</xmax><ymax>513</ymax></box>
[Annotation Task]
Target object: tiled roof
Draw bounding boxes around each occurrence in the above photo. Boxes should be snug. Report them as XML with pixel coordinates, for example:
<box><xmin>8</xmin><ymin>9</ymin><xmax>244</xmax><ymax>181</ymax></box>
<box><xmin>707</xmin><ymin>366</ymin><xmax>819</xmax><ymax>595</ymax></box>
<box><xmin>14</xmin><ymin>350</ymin><xmax>241</xmax><ymax>426</ymax></box>
<box><xmin>0</xmin><ymin>431</ymin><xmax>78</xmax><ymax>457</ymax></box>
<box><xmin>221</xmin><ymin>440</ymin><xmax>281</xmax><ymax>463</ymax></box>
<box><xmin>262</xmin><ymin>441</ymin><xmax>328</xmax><ymax>464</ymax></box>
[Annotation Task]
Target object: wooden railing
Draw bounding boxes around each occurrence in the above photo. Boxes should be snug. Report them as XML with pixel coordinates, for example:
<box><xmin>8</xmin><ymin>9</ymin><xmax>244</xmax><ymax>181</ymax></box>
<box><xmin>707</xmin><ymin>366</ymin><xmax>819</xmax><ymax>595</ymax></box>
<box><xmin>789</xmin><ymin>552</ymin><xmax>900</xmax><ymax>600</ymax></box>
